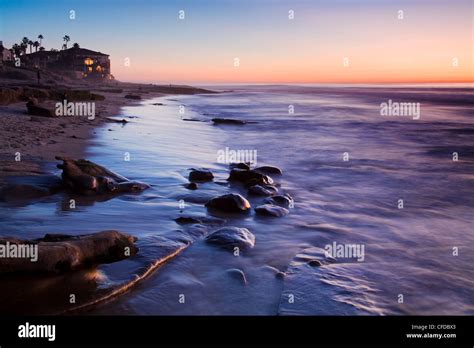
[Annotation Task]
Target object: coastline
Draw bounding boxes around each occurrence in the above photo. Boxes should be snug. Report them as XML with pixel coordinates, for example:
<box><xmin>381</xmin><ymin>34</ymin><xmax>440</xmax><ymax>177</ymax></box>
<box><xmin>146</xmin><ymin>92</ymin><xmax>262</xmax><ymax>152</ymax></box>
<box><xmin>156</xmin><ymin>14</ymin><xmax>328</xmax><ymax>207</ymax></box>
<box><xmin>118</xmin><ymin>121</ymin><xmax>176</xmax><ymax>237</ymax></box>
<box><xmin>0</xmin><ymin>78</ymin><xmax>214</xmax><ymax>185</ymax></box>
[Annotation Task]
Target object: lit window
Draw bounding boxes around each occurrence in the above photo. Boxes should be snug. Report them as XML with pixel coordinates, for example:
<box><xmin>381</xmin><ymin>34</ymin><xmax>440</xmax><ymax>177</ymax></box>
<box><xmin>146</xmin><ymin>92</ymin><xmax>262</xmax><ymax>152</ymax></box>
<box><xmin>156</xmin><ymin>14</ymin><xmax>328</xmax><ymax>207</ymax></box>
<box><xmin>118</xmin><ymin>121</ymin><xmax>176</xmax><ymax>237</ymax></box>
<box><xmin>84</xmin><ymin>58</ymin><xmax>93</xmax><ymax>66</ymax></box>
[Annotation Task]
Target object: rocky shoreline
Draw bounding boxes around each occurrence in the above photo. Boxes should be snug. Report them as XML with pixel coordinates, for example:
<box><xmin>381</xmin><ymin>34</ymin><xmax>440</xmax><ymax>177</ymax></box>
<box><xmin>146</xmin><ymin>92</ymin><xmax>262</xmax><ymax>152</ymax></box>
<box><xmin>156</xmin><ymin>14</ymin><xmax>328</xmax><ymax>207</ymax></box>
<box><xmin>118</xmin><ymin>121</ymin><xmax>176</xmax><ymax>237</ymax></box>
<box><xmin>0</xmin><ymin>73</ymin><xmax>214</xmax><ymax>184</ymax></box>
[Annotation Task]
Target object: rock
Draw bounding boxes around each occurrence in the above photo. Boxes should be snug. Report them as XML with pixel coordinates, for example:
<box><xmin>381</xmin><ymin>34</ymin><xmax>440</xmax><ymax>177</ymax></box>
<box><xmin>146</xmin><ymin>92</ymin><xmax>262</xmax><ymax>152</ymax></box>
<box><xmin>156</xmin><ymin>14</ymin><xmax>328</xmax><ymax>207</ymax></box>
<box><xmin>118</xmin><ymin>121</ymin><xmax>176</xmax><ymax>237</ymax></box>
<box><xmin>175</xmin><ymin>216</ymin><xmax>226</xmax><ymax>225</ymax></box>
<box><xmin>107</xmin><ymin>118</ymin><xmax>128</xmax><ymax>124</ymax></box>
<box><xmin>228</xmin><ymin>168</ymin><xmax>273</xmax><ymax>186</ymax></box>
<box><xmin>255</xmin><ymin>204</ymin><xmax>289</xmax><ymax>217</ymax></box>
<box><xmin>184</xmin><ymin>182</ymin><xmax>198</xmax><ymax>190</ymax></box>
<box><xmin>152</xmin><ymin>102</ymin><xmax>163</xmax><ymax>106</ymax></box>
<box><xmin>189</xmin><ymin>169</ymin><xmax>214</xmax><ymax>182</ymax></box>
<box><xmin>276</xmin><ymin>271</ymin><xmax>286</xmax><ymax>279</ymax></box>
<box><xmin>254</xmin><ymin>166</ymin><xmax>283</xmax><ymax>175</ymax></box>
<box><xmin>124</xmin><ymin>94</ymin><xmax>141</xmax><ymax>100</ymax></box>
<box><xmin>248</xmin><ymin>184</ymin><xmax>278</xmax><ymax>196</ymax></box>
<box><xmin>230</xmin><ymin>162</ymin><xmax>251</xmax><ymax>170</ymax></box>
<box><xmin>0</xmin><ymin>230</ymin><xmax>138</xmax><ymax>274</ymax></box>
<box><xmin>26</xmin><ymin>101</ymin><xmax>55</xmax><ymax>117</ymax></box>
<box><xmin>205</xmin><ymin>227</ymin><xmax>255</xmax><ymax>250</ymax></box>
<box><xmin>205</xmin><ymin>193</ymin><xmax>251</xmax><ymax>213</ymax></box>
<box><xmin>266</xmin><ymin>194</ymin><xmax>294</xmax><ymax>208</ymax></box>
<box><xmin>212</xmin><ymin>118</ymin><xmax>246</xmax><ymax>125</ymax></box>
<box><xmin>175</xmin><ymin>216</ymin><xmax>201</xmax><ymax>224</ymax></box>
<box><xmin>56</xmin><ymin>157</ymin><xmax>149</xmax><ymax>195</ymax></box>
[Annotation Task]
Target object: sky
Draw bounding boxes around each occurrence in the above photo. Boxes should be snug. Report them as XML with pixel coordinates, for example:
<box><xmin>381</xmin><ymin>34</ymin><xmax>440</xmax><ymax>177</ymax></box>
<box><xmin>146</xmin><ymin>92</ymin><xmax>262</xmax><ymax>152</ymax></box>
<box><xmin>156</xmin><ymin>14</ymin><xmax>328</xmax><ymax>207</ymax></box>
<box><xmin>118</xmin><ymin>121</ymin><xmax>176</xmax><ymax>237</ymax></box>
<box><xmin>0</xmin><ymin>0</ymin><xmax>472</xmax><ymax>84</ymax></box>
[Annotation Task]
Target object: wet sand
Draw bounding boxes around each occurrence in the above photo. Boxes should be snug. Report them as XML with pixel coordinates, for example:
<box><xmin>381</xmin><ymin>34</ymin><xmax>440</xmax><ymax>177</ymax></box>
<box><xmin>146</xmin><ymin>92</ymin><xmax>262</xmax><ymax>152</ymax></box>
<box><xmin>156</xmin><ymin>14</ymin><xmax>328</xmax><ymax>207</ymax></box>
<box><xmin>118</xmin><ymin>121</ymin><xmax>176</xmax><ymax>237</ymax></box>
<box><xmin>0</xmin><ymin>78</ymin><xmax>214</xmax><ymax>184</ymax></box>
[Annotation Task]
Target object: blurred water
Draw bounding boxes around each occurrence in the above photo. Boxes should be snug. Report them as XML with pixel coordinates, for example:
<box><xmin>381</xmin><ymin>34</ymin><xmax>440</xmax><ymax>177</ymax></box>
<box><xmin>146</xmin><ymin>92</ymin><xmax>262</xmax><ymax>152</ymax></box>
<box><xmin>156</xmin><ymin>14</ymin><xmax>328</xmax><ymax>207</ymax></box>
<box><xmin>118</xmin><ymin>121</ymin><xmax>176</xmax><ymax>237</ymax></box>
<box><xmin>1</xmin><ymin>85</ymin><xmax>473</xmax><ymax>315</ymax></box>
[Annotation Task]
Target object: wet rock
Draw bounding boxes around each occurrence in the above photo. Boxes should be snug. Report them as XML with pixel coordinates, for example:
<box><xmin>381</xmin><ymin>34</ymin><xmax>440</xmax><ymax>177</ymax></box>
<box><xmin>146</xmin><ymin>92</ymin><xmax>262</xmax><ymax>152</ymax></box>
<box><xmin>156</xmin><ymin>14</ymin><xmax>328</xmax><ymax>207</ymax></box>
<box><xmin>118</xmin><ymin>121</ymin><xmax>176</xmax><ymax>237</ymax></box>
<box><xmin>266</xmin><ymin>194</ymin><xmax>294</xmax><ymax>208</ymax></box>
<box><xmin>26</xmin><ymin>101</ymin><xmax>55</xmax><ymax>117</ymax></box>
<box><xmin>174</xmin><ymin>216</ymin><xmax>201</xmax><ymax>224</ymax></box>
<box><xmin>174</xmin><ymin>215</ymin><xmax>226</xmax><ymax>225</ymax></box>
<box><xmin>308</xmin><ymin>259</ymin><xmax>323</xmax><ymax>267</ymax></box>
<box><xmin>255</xmin><ymin>204</ymin><xmax>289</xmax><ymax>217</ymax></box>
<box><xmin>212</xmin><ymin>118</ymin><xmax>246</xmax><ymax>125</ymax></box>
<box><xmin>228</xmin><ymin>168</ymin><xmax>273</xmax><ymax>186</ymax></box>
<box><xmin>230</xmin><ymin>162</ymin><xmax>251</xmax><ymax>170</ymax></box>
<box><xmin>184</xmin><ymin>182</ymin><xmax>198</xmax><ymax>190</ymax></box>
<box><xmin>189</xmin><ymin>169</ymin><xmax>214</xmax><ymax>182</ymax></box>
<box><xmin>206</xmin><ymin>227</ymin><xmax>255</xmax><ymax>250</ymax></box>
<box><xmin>248</xmin><ymin>184</ymin><xmax>278</xmax><ymax>196</ymax></box>
<box><xmin>107</xmin><ymin>118</ymin><xmax>128</xmax><ymax>124</ymax></box>
<box><xmin>0</xmin><ymin>230</ymin><xmax>138</xmax><ymax>274</ymax></box>
<box><xmin>124</xmin><ymin>94</ymin><xmax>141</xmax><ymax>100</ymax></box>
<box><xmin>255</xmin><ymin>165</ymin><xmax>283</xmax><ymax>175</ymax></box>
<box><xmin>205</xmin><ymin>193</ymin><xmax>251</xmax><ymax>213</ymax></box>
<box><xmin>56</xmin><ymin>157</ymin><xmax>149</xmax><ymax>196</ymax></box>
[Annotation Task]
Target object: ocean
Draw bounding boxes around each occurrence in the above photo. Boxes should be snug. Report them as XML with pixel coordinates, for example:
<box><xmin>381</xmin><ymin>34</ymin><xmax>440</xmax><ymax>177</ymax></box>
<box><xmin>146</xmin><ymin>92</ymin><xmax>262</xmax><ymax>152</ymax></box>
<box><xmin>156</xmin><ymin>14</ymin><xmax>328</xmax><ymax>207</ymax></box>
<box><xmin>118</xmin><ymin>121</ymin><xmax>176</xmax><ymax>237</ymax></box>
<box><xmin>1</xmin><ymin>85</ymin><xmax>473</xmax><ymax>315</ymax></box>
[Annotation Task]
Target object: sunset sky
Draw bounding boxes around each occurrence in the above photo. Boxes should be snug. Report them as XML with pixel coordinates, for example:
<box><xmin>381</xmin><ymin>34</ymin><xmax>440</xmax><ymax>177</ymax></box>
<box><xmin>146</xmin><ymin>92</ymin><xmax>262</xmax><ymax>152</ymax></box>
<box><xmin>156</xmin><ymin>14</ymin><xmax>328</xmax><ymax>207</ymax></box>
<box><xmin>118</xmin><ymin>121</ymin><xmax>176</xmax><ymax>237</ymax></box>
<box><xmin>0</xmin><ymin>0</ymin><xmax>472</xmax><ymax>84</ymax></box>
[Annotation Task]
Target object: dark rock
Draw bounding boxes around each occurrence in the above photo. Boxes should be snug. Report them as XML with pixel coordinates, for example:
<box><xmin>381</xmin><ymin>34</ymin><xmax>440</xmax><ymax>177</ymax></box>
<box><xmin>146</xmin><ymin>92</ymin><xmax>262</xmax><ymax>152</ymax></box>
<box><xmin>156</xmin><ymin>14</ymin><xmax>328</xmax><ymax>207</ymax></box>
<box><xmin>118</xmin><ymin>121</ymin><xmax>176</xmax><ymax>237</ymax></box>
<box><xmin>266</xmin><ymin>194</ymin><xmax>294</xmax><ymax>208</ymax></box>
<box><xmin>228</xmin><ymin>168</ymin><xmax>273</xmax><ymax>185</ymax></box>
<box><xmin>175</xmin><ymin>216</ymin><xmax>202</xmax><ymax>224</ymax></box>
<box><xmin>230</xmin><ymin>162</ymin><xmax>251</xmax><ymax>170</ymax></box>
<box><xmin>308</xmin><ymin>259</ymin><xmax>323</xmax><ymax>267</ymax></box>
<box><xmin>184</xmin><ymin>182</ymin><xmax>198</xmax><ymax>190</ymax></box>
<box><xmin>175</xmin><ymin>215</ymin><xmax>226</xmax><ymax>225</ymax></box>
<box><xmin>124</xmin><ymin>94</ymin><xmax>141</xmax><ymax>100</ymax></box>
<box><xmin>255</xmin><ymin>165</ymin><xmax>283</xmax><ymax>175</ymax></box>
<box><xmin>206</xmin><ymin>227</ymin><xmax>255</xmax><ymax>250</ymax></box>
<box><xmin>189</xmin><ymin>169</ymin><xmax>214</xmax><ymax>182</ymax></box>
<box><xmin>55</xmin><ymin>157</ymin><xmax>149</xmax><ymax>196</ymax></box>
<box><xmin>107</xmin><ymin>118</ymin><xmax>128</xmax><ymax>124</ymax></box>
<box><xmin>0</xmin><ymin>230</ymin><xmax>138</xmax><ymax>274</ymax></box>
<box><xmin>205</xmin><ymin>193</ymin><xmax>251</xmax><ymax>213</ymax></box>
<box><xmin>26</xmin><ymin>101</ymin><xmax>55</xmax><ymax>117</ymax></box>
<box><xmin>152</xmin><ymin>103</ymin><xmax>164</xmax><ymax>106</ymax></box>
<box><xmin>212</xmin><ymin>118</ymin><xmax>246</xmax><ymax>125</ymax></box>
<box><xmin>255</xmin><ymin>204</ymin><xmax>289</xmax><ymax>217</ymax></box>
<box><xmin>248</xmin><ymin>184</ymin><xmax>278</xmax><ymax>196</ymax></box>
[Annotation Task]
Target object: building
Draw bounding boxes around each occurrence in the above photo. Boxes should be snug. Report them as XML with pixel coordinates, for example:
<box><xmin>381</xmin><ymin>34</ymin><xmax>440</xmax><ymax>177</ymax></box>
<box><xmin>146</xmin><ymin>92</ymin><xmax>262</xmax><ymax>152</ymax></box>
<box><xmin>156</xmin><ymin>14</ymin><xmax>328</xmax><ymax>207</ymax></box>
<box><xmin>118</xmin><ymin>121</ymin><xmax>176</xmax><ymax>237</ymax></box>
<box><xmin>22</xmin><ymin>46</ymin><xmax>112</xmax><ymax>79</ymax></box>
<box><xmin>0</xmin><ymin>41</ymin><xmax>13</xmax><ymax>64</ymax></box>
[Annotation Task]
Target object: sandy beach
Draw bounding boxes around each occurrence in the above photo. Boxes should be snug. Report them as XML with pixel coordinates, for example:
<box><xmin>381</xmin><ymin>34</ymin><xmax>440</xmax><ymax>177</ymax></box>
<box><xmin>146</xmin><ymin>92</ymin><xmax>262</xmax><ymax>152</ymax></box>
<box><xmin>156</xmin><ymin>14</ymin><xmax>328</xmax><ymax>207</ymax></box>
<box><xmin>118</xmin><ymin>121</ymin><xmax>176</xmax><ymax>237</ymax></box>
<box><xmin>0</xmin><ymin>69</ymin><xmax>213</xmax><ymax>184</ymax></box>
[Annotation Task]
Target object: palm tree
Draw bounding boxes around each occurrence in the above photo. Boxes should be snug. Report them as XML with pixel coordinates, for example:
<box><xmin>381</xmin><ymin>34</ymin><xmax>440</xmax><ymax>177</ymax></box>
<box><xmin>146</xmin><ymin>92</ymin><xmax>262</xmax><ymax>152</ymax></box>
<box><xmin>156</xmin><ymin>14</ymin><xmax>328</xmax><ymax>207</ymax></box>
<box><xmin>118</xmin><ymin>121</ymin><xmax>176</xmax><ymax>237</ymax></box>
<box><xmin>63</xmin><ymin>35</ymin><xmax>70</xmax><ymax>49</ymax></box>
<box><xmin>28</xmin><ymin>40</ymin><xmax>33</xmax><ymax>53</ymax></box>
<box><xmin>20</xmin><ymin>42</ymin><xmax>27</xmax><ymax>55</ymax></box>
<box><xmin>38</xmin><ymin>34</ymin><xmax>43</xmax><ymax>46</ymax></box>
<box><xmin>12</xmin><ymin>44</ymin><xmax>21</xmax><ymax>57</ymax></box>
<box><xmin>21</xmin><ymin>37</ymin><xmax>29</xmax><ymax>54</ymax></box>
<box><xmin>39</xmin><ymin>46</ymin><xmax>45</xmax><ymax>51</ymax></box>
<box><xmin>33</xmin><ymin>41</ymin><xmax>40</xmax><ymax>52</ymax></box>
